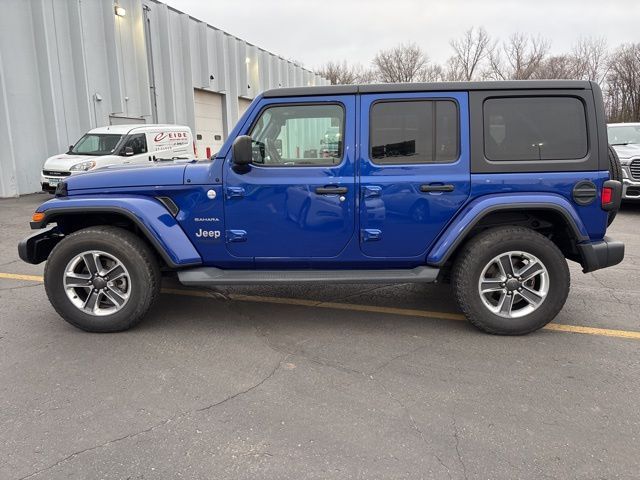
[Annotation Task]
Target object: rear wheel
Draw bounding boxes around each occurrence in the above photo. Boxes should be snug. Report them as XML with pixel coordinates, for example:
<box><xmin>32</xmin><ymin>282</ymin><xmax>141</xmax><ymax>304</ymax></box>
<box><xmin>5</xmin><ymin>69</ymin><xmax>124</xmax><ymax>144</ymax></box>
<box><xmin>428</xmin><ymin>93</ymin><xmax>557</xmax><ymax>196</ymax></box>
<box><xmin>452</xmin><ymin>226</ymin><xmax>570</xmax><ymax>335</ymax></box>
<box><xmin>44</xmin><ymin>226</ymin><xmax>160</xmax><ymax>332</ymax></box>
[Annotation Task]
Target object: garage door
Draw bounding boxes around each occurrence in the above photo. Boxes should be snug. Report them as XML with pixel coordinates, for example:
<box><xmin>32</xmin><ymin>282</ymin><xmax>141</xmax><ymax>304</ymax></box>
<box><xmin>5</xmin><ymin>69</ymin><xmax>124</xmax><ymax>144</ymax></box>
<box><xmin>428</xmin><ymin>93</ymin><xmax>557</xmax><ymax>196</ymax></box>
<box><xmin>194</xmin><ymin>89</ymin><xmax>225</xmax><ymax>159</ymax></box>
<box><xmin>238</xmin><ymin>97</ymin><xmax>253</xmax><ymax>118</ymax></box>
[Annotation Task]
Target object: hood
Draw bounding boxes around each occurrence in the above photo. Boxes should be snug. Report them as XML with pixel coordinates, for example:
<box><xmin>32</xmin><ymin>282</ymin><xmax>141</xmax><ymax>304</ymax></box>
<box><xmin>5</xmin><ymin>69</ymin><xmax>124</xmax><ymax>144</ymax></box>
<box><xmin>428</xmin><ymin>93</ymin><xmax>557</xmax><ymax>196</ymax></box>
<box><xmin>611</xmin><ymin>143</ymin><xmax>640</xmax><ymax>160</ymax></box>
<box><xmin>64</xmin><ymin>163</ymin><xmax>187</xmax><ymax>192</ymax></box>
<box><xmin>44</xmin><ymin>153</ymin><xmax>96</xmax><ymax>171</ymax></box>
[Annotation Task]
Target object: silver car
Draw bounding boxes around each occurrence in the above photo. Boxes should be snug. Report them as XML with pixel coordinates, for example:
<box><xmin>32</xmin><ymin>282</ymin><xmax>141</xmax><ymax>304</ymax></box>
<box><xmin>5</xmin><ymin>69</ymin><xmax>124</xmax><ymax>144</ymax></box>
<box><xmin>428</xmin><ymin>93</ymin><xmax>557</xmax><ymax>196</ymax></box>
<box><xmin>608</xmin><ymin>122</ymin><xmax>640</xmax><ymax>201</ymax></box>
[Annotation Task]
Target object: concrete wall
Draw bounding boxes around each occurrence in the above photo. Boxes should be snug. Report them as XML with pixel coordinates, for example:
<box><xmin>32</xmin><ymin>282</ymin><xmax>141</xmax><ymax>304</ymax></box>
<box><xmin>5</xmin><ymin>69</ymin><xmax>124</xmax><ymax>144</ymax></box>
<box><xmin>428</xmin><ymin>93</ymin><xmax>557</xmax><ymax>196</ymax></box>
<box><xmin>0</xmin><ymin>0</ymin><xmax>328</xmax><ymax>197</ymax></box>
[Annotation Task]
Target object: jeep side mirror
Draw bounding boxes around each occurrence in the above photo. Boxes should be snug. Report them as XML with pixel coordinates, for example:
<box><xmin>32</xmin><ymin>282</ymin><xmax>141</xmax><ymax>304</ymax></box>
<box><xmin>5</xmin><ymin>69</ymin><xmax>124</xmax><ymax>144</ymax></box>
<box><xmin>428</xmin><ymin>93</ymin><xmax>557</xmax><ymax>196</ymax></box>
<box><xmin>232</xmin><ymin>135</ymin><xmax>252</xmax><ymax>166</ymax></box>
<box><xmin>123</xmin><ymin>146</ymin><xmax>134</xmax><ymax>157</ymax></box>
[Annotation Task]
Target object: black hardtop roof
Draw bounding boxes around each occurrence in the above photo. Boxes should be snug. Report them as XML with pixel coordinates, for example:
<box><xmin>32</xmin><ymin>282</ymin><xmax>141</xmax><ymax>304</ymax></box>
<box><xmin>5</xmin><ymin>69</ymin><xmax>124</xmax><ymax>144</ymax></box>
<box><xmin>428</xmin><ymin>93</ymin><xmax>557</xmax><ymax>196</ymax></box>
<box><xmin>263</xmin><ymin>80</ymin><xmax>594</xmax><ymax>98</ymax></box>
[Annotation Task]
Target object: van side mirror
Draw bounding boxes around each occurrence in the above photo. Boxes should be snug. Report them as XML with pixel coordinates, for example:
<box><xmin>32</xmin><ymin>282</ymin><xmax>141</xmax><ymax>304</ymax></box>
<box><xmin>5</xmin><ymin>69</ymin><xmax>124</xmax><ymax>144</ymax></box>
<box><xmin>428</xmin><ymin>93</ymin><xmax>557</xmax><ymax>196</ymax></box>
<box><xmin>232</xmin><ymin>135</ymin><xmax>252</xmax><ymax>166</ymax></box>
<box><xmin>123</xmin><ymin>146</ymin><xmax>134</xmax><ymax>157</ymax></box>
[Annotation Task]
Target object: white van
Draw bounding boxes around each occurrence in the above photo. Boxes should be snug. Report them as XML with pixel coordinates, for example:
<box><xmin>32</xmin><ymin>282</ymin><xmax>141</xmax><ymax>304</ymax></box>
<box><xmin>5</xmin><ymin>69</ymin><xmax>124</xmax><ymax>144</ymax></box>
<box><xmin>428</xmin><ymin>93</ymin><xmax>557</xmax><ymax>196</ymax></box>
<box><xmin>41</xmin><ymin>124</ymin><xmax>194</xmax><ymax>192</ymax></box>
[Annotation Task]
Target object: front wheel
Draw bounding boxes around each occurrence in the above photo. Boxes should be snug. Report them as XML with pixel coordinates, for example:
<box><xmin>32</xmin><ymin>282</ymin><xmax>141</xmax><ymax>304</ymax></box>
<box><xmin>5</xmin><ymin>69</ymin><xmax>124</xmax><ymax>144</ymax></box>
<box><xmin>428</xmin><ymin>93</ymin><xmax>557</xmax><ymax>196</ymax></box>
<box><xmin>44</xmin><ymin>226</ymin><xmax>160</xmax><ymax>332</ymax></box>
<box><xmin>452</xmin><ymin>226</ymin><xmax>570</xmax><ymax>335</ymax></box>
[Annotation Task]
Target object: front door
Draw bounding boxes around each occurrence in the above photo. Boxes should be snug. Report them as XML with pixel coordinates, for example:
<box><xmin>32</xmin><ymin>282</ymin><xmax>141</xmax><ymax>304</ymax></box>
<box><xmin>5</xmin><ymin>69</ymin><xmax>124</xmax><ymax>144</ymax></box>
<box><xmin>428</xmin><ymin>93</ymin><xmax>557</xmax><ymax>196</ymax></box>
<box><xmin>223</xmin><ymin>97</ymin><xmax>356</xmax><ymax>260</ymax></box>
<box><xmin>359</xmin><ymin>92</ymin><xmax>471</xmax><ymax>258</ymax></box>
<box><xmin>120</xmin><ymin>133</ymin><xmax>151</xmax><ymax>165</ymax></box>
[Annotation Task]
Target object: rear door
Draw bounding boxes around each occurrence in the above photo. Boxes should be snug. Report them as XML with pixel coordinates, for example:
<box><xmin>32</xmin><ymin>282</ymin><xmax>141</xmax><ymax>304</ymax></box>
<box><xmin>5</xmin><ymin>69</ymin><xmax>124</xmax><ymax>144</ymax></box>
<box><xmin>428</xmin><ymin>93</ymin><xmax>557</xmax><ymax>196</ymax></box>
<box><xmin>359</xmin><ymin>92</ymin><xmax>470</xmax><ymax>258</ymax></box>
<box><xmin>223</xmin><ymin>96</ymin><xmax>357</xmax><ymax>260</ymax></box>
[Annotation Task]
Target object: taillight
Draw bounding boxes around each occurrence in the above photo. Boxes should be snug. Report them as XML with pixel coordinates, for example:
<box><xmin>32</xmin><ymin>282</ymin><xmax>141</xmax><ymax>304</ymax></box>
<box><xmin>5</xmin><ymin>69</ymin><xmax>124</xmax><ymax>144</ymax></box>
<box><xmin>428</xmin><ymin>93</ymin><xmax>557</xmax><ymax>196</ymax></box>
<box><xmin>601</xmin><ymin>180</ymin><xmax>621</xmax><ymax>212</ymax></box>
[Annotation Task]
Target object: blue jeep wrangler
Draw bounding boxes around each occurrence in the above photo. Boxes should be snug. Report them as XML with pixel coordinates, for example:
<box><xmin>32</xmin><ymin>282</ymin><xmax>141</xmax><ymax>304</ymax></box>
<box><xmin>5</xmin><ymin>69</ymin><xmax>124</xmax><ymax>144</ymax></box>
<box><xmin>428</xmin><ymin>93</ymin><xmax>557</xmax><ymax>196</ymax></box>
<box><xmin>19</xmin><ymin>80</ymin><xmax>624</xmax><ymax>335</ymax></box>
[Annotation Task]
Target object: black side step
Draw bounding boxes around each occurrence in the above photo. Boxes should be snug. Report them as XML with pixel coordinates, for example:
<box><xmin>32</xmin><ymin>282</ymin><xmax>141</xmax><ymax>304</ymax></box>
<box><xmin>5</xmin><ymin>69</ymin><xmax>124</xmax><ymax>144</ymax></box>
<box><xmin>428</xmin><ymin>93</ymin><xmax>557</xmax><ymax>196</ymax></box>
<box><xmin>177</xmin><ymin>266</ymin><xmax>440</xmax><ymax>286</ymax></box>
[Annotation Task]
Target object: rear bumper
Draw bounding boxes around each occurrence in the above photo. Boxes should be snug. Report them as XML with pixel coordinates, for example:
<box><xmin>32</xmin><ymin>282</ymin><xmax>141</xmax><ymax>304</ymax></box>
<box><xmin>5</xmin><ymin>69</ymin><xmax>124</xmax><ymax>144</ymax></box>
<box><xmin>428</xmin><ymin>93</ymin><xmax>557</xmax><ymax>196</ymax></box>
<box><xmin>18</xmin><ymin>226</ymin><xmax>63</xmax><ymax>264</ymax></box>
<box><xmin>577</xmin><ymin>236</ymin><xmax>625</xmax><ymax>273</ymax></box>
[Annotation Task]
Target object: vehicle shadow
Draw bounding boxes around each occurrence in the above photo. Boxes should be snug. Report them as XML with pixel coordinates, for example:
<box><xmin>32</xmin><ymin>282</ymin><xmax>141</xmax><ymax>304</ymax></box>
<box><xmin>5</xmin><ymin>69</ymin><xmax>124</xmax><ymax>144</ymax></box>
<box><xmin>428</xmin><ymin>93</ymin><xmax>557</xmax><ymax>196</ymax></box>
<box><xmin>140</xmin><ymin>281</ymin><xmax>475</xmax><ymax>338</ymax></box>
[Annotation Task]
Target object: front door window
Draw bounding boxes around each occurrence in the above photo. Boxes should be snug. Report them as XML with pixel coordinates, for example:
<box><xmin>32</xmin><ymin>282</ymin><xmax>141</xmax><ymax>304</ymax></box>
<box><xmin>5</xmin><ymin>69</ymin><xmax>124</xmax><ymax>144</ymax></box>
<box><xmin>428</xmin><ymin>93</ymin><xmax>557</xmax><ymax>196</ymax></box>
<box><xmin>250</xmin><ymin>104</ymin><xmax>344</xmax><ymax>167</ymax></box>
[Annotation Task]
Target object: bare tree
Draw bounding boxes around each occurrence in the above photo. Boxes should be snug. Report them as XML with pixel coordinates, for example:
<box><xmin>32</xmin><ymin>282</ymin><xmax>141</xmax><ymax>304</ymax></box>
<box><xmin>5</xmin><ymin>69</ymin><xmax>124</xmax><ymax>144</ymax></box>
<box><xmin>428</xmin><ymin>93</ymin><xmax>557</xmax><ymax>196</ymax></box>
<box><xmin>533</xmin><ymin>55</ymin><xmax>575</xmax><ymax>79</ymax></box>
<box><xmin>486</xmin><ymin>33</ymin><xmax>550</xmax><ymax>80</ymax></box>
<box><xmin>317</xmin><ymin>61</ymin><xmax>360</xmax><ymax>85</ymax></box>
<box><xmin>317</xmin><ymin>61</ymin><xmax>376</xmax><ymax>85</ymax></box>
<box><xmin>423</xmin><ymin>64</ymin><xmax>446</xmax><ymax>82</ymax></box>
<box><xmin>448</xmin><ymin>27</ymin><xmax>492</xmax><ymax>81</ymax></box>
<box><xmin>372</xmin><ymin>43</ymin><xmax>431</xmax><ymax>83</ymax></box>
<box><xmin>354</xmin><ymin>66</ymin><xmax>378</xmax><ymax>84</ymax></box>
<box><xmin>571</xmin><ymin>37</ymin><xmax>608</xmax><ymax>83</ymax></box>
<box><xmin>605</xmin><ymin>43</ymin><xmax>640</xmax><ymax>122</ymax></box>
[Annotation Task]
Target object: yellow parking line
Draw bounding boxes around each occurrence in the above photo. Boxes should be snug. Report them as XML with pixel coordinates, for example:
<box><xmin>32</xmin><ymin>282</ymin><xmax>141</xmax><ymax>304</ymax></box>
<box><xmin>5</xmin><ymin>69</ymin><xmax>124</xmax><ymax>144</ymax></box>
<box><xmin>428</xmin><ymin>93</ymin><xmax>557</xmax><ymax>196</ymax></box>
<box><xmin>544</xmin><ymin>323</ymin><xmax>640</xmax><ymax>340</ymax></box>
<box><xmin>0</xmin><ymin>272</ymin><xmax>46</xmax><ymax>282</ymax></box>
<box><xmin>2</xmin><ymin>272</ymin><xmax>639</xmax><ymax>340</ymax></box>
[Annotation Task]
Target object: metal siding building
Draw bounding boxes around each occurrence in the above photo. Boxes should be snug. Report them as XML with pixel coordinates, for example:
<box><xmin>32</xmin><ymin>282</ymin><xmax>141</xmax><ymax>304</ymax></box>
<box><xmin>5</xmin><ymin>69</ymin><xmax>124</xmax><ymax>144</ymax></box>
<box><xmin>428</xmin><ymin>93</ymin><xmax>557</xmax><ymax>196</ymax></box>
<box><xmin>0</xmin><ymin>0</ymin><xmax>328</xmax><ymax>197</ymax></box>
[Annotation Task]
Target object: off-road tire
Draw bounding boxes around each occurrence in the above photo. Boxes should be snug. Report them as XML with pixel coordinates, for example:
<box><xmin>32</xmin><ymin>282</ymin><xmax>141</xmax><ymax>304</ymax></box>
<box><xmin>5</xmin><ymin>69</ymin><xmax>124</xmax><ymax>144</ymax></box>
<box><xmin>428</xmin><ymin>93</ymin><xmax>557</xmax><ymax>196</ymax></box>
<box><xmin>452</xmin><ymin>226</ymin><xmax>570</xmax><ymax>335</ymax></box>
<box><xmin>44</xmin><ymin>226</ymin><xmax>160</xmax><ymax>332</ymax></box>
<box><xmin>607</xmin><ymin>144</ymin><xmax>622</xmax><ymax>225</ymax></box>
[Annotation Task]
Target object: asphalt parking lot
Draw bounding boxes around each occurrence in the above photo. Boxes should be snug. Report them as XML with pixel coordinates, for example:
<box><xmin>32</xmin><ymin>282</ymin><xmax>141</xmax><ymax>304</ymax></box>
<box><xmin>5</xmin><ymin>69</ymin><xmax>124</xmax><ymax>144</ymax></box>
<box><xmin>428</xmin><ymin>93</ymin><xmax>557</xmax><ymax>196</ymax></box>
<box><xmin>1</xmin><ymin>193</ymin><xmax>639</xmax><ymax>480</ymax></box>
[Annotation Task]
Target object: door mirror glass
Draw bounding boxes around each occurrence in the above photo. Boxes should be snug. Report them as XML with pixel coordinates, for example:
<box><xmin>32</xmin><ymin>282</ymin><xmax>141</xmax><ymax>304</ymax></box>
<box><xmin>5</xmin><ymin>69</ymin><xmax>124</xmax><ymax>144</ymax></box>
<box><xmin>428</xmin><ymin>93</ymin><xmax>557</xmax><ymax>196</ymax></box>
<box><xmin>232</xmin><ymin>135</ymin><xmax>253</xmax><ymax>166</ymax></box>
<box><xmin>123</xmin><ymin>146</ymin><xmax>134</xmax><ymax>157</ymax></box>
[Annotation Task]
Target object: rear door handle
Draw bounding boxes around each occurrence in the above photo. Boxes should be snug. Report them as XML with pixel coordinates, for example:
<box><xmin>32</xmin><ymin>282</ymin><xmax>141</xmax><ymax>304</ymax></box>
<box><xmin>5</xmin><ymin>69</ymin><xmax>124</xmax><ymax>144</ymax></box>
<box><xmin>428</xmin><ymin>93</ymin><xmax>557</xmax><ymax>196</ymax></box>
<box><xmin>420</xmin><ymin>184</ymin><xmax>454</xmax><ymax>193</ymax></box>
<box><xmin>315</xmin><ymin>186</ymin><xmax>348</xmax><ymax>195</ymax></box>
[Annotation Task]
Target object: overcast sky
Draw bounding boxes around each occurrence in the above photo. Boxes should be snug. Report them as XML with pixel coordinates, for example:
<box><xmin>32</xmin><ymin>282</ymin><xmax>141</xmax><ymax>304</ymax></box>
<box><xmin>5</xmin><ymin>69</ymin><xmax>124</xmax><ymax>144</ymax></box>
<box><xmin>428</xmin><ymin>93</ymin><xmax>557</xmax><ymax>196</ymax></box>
<box><xmin>165</xmin><ymin>0</ymin><xmax>640</xmax><ymax>70</ymax></box>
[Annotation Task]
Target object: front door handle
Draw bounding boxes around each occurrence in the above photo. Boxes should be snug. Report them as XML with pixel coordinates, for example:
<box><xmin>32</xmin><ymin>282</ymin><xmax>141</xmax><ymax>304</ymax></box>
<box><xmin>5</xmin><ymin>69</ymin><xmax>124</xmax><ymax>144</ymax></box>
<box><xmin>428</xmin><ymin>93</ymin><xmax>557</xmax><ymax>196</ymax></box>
<box><xmin>315</xmin><ymin>186</ymin><xmax>348</xmax><ymax>195</ymax></box>
<box><xmin>420</xmin><ymin>184</ymin><xmax>454</xmax><ymax>193</ymax></box>
<box><xmin>225</xmin><ymin>186</ymin><xmax>245</xmax><ymax>199</ymax></box>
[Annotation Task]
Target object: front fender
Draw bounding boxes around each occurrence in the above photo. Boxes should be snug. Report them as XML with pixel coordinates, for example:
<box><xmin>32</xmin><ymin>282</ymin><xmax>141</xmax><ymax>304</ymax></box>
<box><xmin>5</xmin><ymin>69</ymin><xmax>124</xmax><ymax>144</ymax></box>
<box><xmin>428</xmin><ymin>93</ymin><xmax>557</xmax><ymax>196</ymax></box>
<box><xmin>427</xmin><ymin>193</ymin><xmax>589</xmax><ymax>266</ymax></box>
<box><xmin>31</xmin><ymin>195</ymin><xmax>202</xmax><ymax>268</ymax></box>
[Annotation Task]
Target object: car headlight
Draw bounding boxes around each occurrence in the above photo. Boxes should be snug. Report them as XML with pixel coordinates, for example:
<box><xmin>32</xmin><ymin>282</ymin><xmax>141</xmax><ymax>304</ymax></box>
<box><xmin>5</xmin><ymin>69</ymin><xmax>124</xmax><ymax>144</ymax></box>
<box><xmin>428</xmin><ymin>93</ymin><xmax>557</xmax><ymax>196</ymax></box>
<box><xmin>622</xmin><ymin>167</ymin><xmax>629</xmax><ymax>179</ymax></box>
<box><xmin>69</xmin><ymin>160</ymin><xmax>96</xmax><ymax>171</ymax></box>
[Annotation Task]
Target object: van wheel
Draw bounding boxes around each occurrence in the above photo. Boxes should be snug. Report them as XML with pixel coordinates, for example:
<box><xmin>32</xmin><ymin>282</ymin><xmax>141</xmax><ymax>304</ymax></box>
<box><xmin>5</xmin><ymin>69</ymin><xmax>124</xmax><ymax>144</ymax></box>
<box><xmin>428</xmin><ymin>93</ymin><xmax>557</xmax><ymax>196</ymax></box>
<box><xmin>44</xmin><ymin>226</ymin><xmax>160</xmax><ymax>332</ymax></box>
<box><xmin>452</xmin><ymin>226</ymin><xmax>570</xmax><ymax>335</ymax></box>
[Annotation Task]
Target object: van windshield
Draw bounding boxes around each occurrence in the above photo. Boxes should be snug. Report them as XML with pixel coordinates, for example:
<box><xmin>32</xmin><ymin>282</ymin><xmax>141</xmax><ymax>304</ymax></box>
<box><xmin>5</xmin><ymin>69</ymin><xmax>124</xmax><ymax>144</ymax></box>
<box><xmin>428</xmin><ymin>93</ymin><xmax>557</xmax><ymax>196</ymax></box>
<box><xmin>69</xmin><ymin>134</ymin><xmax>123</xmax><ymax>155</ymax></box>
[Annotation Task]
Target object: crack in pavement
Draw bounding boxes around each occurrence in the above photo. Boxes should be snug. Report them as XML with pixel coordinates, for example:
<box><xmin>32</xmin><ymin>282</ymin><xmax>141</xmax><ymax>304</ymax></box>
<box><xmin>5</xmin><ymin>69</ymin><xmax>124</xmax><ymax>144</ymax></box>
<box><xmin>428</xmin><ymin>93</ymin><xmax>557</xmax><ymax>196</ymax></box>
<box><xmin>588</xmin><ymin>273</ymin><xmax>626</xmax><ymax>304</ymax></box>
<box><xmin>16</xmin><ymin>354</ymin><xmax>286</xmax><ymax>480</ymax></box>
<box><xmin>368</xmin><ymin>343</ymin><xmax>430</xmax><ymax>376</ymax></box>
<box><xmin>229</xmin><ymin>295</ymin><xmax>370</xmax><ymax>378</ymax></box>
<box><xmin>324</xmin><ymin>283</ymin><xmax>399</xmax><ymax>304</ymax></box>
<box><xmin>452</xmin><ymin>409</ymin><xmax>469</xmax><ymax>480</ymax></box>
<box><xmin>372</xmin><ymin>376</ymin><xmax>452</xmax><ymax>479</ymax></box>
<box><xmin>0</xmin><ymin>283</ymin><xmax>42</xmax><ymax>292</ymax></box>
<box><xmin>254</xmin><ymin>323</ymin><xmax>367</xmax><ymax>377</ymax></box>
<box><xmin>197</xmin><ymin>354</ymin><xmax>284</xmax><ymax>413</ymax></box>
<box><xmin>0</xmin><ymin>259</ymin><xmax>20</xmax><ymax>268</ymax></box>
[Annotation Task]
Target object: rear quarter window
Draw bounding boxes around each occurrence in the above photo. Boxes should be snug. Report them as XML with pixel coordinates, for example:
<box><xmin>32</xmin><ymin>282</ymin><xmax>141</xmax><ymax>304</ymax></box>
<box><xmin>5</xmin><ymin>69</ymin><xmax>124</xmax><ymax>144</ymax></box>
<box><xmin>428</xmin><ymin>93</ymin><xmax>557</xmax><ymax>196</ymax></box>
<box><xmin>483</xmin><ymin>97</ymin><xmax>588</xmax><ymax>161</ymax></box>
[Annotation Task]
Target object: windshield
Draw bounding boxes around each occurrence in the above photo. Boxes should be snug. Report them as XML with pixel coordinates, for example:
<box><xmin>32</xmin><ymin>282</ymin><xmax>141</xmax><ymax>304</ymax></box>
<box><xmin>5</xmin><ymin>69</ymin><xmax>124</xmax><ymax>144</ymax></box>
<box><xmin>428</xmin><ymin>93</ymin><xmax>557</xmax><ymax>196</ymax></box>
<box><xmin>69</xmin><ymin>134</ymin><xmax>123</xmax><ymax>155</ymax></box>
<box><xmin>608</xmin><ymin>125</ymin><xmax>640</xmax><ymax>146</ymax></box>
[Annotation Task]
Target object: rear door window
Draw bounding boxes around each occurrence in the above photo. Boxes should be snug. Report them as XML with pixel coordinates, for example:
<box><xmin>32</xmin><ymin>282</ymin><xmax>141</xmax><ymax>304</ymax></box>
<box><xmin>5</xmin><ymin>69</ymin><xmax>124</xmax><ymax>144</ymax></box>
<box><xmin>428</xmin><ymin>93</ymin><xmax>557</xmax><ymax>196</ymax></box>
<box><xmin>483</xmin><ymin>97</ymin><xmax>588</xmax><ymax>161</ymax></box>
<box><xmin>369</xmin><ymin>100</ymin><xmax>459</xmax><ymax>164</ymax></box>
